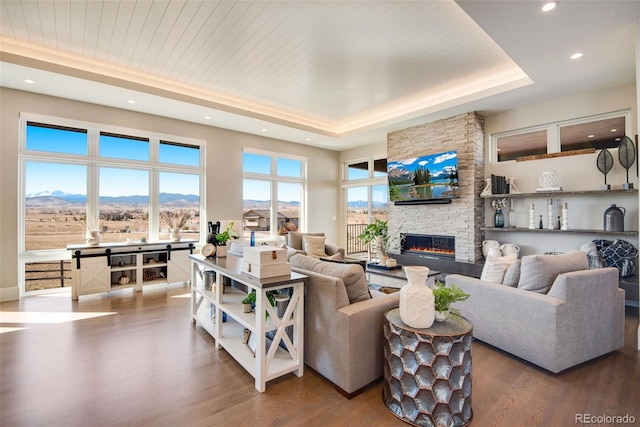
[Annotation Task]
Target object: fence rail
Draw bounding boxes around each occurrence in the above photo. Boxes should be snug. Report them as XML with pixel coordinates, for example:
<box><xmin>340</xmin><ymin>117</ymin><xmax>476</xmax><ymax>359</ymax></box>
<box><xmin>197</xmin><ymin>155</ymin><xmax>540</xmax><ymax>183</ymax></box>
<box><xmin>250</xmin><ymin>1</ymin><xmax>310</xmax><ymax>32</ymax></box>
<box><xmin>346</xmin><ymin>223</ymin><xmax>368</xmax><ymax>255</ymax></box>
<box><xmin>25</xmin><ymin>260</ymin><xmax>71</xmax><ymax>291</ymax></box>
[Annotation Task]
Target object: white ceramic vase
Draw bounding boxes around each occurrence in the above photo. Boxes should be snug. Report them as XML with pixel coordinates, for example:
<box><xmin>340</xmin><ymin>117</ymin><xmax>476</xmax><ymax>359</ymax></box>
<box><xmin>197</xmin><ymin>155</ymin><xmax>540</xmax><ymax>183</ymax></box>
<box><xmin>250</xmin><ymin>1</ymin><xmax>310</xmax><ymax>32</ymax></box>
<box><xmin>86</xmin><ymin>230</ymin><xmax>101</xmax><ymax>246</ymax></box>
<box><xmin>435</xmin><ymin>310</ymin><xmax>449</xmax><ymax>322</ymax></box>
<box><xmin>170</xmin><ymin>228</ymin><xmax>181</xmax><ymax>242</ymax></box>
<box><xmin>399</xmin><ymin>266</ymin><xmax>435</xmax><ymax>329</ymax></box>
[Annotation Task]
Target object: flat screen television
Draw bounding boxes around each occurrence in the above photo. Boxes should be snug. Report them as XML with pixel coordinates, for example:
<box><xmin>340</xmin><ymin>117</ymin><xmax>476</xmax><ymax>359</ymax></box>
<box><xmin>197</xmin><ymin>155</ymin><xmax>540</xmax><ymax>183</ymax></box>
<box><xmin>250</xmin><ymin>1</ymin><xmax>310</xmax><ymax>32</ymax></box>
<box><xmin>387</xmin><ymin>150</ymin><xmax>459</xmax><ymax>205</ymax></box>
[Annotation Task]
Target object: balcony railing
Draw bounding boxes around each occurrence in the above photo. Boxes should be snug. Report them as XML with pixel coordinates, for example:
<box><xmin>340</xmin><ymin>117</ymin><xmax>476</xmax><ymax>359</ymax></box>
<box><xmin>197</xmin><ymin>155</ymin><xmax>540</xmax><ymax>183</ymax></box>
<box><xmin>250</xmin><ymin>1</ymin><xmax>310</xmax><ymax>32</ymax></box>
<box><xmin>346</xmin><ymin>223</ymin><xmax>368</xmax><ymax>255</ymax></box>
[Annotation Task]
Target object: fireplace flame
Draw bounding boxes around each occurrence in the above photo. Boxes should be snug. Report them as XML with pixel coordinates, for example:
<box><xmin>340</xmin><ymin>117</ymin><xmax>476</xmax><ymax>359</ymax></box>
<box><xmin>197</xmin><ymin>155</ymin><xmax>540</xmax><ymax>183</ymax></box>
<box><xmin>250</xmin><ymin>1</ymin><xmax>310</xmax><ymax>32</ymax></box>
<box><xmin>407</xmin><ymin>246</ymin><xmax>455</xmax><ymax>255</ymax></box>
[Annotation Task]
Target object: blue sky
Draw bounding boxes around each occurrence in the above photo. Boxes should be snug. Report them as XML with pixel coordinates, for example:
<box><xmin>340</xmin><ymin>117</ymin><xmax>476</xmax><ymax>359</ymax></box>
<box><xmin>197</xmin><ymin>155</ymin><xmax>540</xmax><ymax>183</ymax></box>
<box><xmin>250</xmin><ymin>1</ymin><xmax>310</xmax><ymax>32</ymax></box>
<box><xmin>26</xmin><ymin>125</ymin><xmax>200</xmax><ymax>196</ymax></box>
<box><xmin>387</xmin><ymin>150</ymin><xmax>457</xmax><ymax>177</ymax></box>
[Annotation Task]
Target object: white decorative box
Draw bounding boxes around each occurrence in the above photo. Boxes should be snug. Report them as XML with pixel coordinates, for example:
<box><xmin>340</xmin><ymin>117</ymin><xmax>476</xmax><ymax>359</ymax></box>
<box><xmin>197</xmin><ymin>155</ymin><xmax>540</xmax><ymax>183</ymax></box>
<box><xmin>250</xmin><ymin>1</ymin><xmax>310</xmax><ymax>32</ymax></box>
<box><xmin>242</xmin><ymin>261</ymin><xmax>291</xmax><ymax>278</ymax></box>
<box><xmin>243</xmin><ymin>246</ymin><xmax>287</xmax><ymax>266</ymax></box>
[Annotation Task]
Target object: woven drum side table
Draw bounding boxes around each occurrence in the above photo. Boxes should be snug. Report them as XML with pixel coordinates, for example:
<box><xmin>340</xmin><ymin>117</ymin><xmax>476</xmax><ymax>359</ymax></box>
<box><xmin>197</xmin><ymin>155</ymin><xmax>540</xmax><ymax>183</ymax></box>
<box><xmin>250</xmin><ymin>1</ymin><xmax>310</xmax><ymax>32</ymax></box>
<box><xmin>382</xmin><ymin>308</ymin><xmax>473</xmax><ymax>427</ymax></box>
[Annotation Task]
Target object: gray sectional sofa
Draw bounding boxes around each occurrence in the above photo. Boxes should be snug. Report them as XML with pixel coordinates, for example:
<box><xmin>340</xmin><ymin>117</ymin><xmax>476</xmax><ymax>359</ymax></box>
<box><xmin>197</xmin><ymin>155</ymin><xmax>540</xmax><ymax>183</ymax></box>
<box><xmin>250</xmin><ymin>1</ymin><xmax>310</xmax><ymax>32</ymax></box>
<box><xmin>445</xmin><ymin>251</ymin><xmax>625</xmax><ymax>373</ymax></box>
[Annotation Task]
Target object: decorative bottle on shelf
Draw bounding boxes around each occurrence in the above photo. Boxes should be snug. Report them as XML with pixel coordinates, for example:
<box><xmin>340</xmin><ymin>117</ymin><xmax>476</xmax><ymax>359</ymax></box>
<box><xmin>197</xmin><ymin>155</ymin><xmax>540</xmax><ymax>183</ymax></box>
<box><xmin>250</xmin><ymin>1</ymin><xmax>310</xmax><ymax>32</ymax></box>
<box><xmin>509</xmin><ymin>198</ymin><xmax>516</xmax><ymax>228</ymax></box>
<box><xmin>561</xmin><ymin>202</ymin><xmax>569</xmax><ymax>230</ymax></box>
<box><xmin>494</xmin><ymin>208</ymin><xmax>505</xmax><ymax>228</ymax></box>
<box><xmin>539</xmin><ymin>215</ymin><xmax>543</xmax><ymax>229</ymax></box>
<box><xmin>528</xmin><ymin>203</ymin><xmax>536</xmax><ymax>229</ymax></box>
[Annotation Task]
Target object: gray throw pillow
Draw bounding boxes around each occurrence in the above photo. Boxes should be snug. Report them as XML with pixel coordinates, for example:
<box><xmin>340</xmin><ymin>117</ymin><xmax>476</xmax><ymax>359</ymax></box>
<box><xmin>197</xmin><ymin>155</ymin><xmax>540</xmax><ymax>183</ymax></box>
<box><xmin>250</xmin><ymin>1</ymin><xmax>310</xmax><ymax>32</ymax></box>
<box><xmin>517</xmin><ymin>250</ymin><xmax>588</xmax><ymax>294</ymax></box>
<box><xmin>502</xmin><ymin>259</ymin><xmax>520</xmax><ymax>287</ymax></box>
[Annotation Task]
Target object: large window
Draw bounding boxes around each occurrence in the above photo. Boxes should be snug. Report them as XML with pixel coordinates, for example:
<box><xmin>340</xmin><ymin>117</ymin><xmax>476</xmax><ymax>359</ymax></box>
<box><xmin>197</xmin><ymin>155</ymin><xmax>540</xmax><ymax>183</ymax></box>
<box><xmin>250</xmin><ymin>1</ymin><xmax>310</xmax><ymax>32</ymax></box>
<box><xmin>492</xmin><ymin>110</ymin><xmax>631</xmax><ymax>163</ymax></box>
<box><xmin>19</xmin><ymin>114</ymin><xmax>204</xmax><ymax>293</ymax></box>
<box><xmin>343</xmin><ymin>157</ymin><xmax>389</xmax><ymax>255</ymax></box>
<box><xmin>242</xmin><ymin>150</ymin><xmax>305</xmax><ymax>239</ymax></box>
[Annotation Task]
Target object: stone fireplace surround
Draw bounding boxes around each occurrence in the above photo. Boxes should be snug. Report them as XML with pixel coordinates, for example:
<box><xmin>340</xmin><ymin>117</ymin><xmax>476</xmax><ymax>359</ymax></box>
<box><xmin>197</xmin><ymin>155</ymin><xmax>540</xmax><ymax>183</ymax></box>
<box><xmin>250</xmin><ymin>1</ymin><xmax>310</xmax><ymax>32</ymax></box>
<box><xmin>387</xmin><ymin>112</ymin><xmax>485</xmax><ymax>273</ymax></box>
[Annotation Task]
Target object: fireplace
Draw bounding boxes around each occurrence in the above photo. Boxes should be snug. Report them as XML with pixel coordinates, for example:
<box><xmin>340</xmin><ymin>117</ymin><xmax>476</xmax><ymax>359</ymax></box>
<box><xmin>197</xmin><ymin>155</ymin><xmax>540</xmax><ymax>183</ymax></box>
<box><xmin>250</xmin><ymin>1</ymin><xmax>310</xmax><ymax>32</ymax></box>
<box><xmin>400</xmin><ymin>233</ymin><xmax>455</xmax><ymax>259</ymax></box>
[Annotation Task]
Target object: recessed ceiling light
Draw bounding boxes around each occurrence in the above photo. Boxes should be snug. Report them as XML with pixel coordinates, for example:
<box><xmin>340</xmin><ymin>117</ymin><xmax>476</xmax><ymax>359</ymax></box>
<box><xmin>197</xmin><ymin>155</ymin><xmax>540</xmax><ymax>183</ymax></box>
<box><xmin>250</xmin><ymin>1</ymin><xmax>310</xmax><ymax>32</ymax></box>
<box><xmin>127</xmin><ymin>100</ymin><xmax>135</xmax><ymax>104</ymax></box>
<box><xmin>204</xmin><ymin>115</ymin><xmax>210</xmax><ymax>120</ymax></box>
<box><xmin>570</xmin><ymin>52</ymin><xmax>583</xmax><ymax>60</ymax></box>
<box><xmin>542</xmin><ymin>1</ymin><xmax>558</xmax><ymax>12</ymax></box>
<box><xmin>587</xmin><ymin>134</ymin><xmax>595</xmax><ymax>138</ymax></box>
<box><xmin>23</xmin><ymin>78</ymin><xmax>35</xmax><ymax>84</ymax></box>
<box><xmin>615</xmin><ymin>137</ymin><xmax>622</xmax><ymax>141</ymax></box>
<box><xmin>306</xmin><ymin>138</ymin><xmax>311</xmax><ymax>141</ymax></box>
<box><xmin>610</xmin><ymin>129</ymin><xmax>617</xmax><ymax>132</ymax></box>
<box><xmin>261</xmin><ymin>128</ymin><xmax>267</xmax><ymax>132</ymax></box>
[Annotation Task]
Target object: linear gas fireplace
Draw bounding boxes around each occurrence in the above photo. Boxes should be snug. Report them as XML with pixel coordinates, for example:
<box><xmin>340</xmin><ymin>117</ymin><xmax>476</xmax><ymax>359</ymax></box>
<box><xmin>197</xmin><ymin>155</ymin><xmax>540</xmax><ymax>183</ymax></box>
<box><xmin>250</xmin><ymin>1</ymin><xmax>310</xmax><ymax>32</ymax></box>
<box><xmin>400</xmin><ymin>233</ymin><xmax>455</xmax><ymax>259</ymax></box>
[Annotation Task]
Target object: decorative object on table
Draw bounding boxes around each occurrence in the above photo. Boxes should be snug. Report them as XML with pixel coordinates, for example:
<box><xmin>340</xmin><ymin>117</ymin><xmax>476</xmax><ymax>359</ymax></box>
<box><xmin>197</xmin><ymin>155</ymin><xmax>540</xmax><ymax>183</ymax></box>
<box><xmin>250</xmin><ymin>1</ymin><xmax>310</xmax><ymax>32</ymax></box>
<box><xmin>539</xmin><ymin>215</ymin><xmax>543</xmax><ymax>229</ymax></box>
<box><xmin>597</xmin><ymin>148</ymin><xmax>614</xmax><ymax>190</ymax></box>
<box><xmin>508</xmin><ymin>177</ymin><xmax>522</xmax><ymax>194</ymax></box>
<box><xmin>536</xmin><ymin>170</ymin><xmax>561</xmax><ymax>192</ymax></box>
<box><xmin>557</xmin><ymin>216</ymin><xmax>561</xmax><ymax>229</ymax></box>
<box><xmin>385</xmin><ymin>258</ymin><xmax>397</xmax><ymax>268</ymax></box>
<box><xmin>482</xmin><ymin>240</ymin><xmax>501</xmax><ymax>258</ymax></box>
<box><xmin>618</xmin><ymin>135</ymin><xmax>636</xmax><ymax>189</ymax></box>
<box><xmin>492</xmin><ymin>198</ymin><xmax>507</xmax><ymax>228</ymax></box>
<box><xmin>561</xmin><ymin>202</ymin><xmax>569</xmax><ymax>230</ymax></box>
<box><xmin>200</xmin><ymin>243</ymin><xmax>216</xmax><ymax>258</ymax></box>
<box><xmin>399</xmin><ymin>266</ymin><xmax>435</xmax><ymax>329</ymax></box>
<box><xmin>508</xmin><ymin>198</ymin><xmax>516</xmax><ymax>228</ymax></box>
<box><xmin>603</xmin><ymin>204</ymin><xmax>626</xmax><ymax>232</ymax></box>
<box><xmin>432</xmin><ymin>281</ymin><xmax>470</xmax><ymax>322</ymax></box>
<box><xmin>547</xmin><ymin>198</ymin><xmax>555</xmax><ymax>230</ymax></box>
<box><xmin>215</xmin><ymin>221</ymin><xmax>240</xmax><ymax>258</ymax></box>
<box><xmin>529</xmin><ymin>203</ymin><xmax>536</xmax><ymax>229</ymax></box>
<box><xmin>82</xmin><ymin>214</ymin><xmax>104</xmax><ymax>246</ymax></box>
<box><xmin>242</xmin><ymin>245</ymin><xmax>290</xmax><ymax>278</ymax></box>
<box><xmin>161</xmin><ymin>210</ymin><xmax>192</xmax><ymax>242</ymax></box>
<box><xmin>118</xmin><ymin>272</ymin><xmax>129</xmax><ymax>285</ymax></box>
<box><xmin>357</xmin><ymin>219</ymin><xmax>391</xmax><ymax>262</ymax></box>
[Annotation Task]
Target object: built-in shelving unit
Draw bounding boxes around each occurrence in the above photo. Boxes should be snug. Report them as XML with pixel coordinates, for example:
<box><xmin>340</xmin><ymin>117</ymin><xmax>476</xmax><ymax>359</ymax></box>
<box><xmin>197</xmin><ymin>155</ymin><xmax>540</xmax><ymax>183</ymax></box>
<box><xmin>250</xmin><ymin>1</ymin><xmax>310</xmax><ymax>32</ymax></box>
<box><xmin>481</xmin><ymin>227</ymin><xmax>638</xmax><ymax>236</ymax></box>
<box><xmin>481</xmin><ymin>188</ymin><xmax>638</xmax><ymax>199</ymax></box>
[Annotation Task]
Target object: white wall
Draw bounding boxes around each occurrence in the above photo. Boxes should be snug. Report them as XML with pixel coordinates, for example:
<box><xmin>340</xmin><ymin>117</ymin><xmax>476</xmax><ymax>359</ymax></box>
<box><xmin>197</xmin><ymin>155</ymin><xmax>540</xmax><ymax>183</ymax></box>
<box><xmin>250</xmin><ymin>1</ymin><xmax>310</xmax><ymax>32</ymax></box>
<box><xmin>483</xmin><ymin>82</ymin><xmax>639</xmax><ymax>255</ymax></box>
<box><xmin>0</xmin><ymin>88</ymin><xmax>340</xmax><ymax>301</ymax></box>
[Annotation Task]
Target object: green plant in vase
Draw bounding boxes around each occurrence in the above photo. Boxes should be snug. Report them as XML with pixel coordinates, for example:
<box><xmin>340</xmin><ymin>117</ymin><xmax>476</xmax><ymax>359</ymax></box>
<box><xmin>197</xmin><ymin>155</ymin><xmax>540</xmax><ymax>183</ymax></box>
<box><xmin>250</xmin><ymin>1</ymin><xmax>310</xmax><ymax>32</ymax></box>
<box><xmin>432</xmin><ymin>281</ymin><xmax>470</xmax><ymax>322</ymax></box>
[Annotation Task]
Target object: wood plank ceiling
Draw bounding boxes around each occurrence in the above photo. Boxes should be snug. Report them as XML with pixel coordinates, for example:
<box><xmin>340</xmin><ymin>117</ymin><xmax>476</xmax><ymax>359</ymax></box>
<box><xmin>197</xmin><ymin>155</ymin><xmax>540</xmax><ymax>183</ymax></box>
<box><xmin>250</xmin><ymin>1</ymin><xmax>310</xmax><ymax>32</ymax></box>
<box><xmin>0</xmin><ymin>0</ymin><xmax>527</xmax><ymax>134</ymax></box>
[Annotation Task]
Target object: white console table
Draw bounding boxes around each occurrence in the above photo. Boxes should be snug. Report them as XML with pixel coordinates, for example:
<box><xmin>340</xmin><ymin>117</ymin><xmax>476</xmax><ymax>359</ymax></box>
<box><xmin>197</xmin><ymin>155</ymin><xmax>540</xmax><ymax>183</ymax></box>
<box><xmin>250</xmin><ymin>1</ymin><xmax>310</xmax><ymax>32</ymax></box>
<box><xmin>68</xmin><ymin>240</ymin><xmax>195</xmax><ymax>300</ymax></box>
<box><xmin>189</xmin><ymin>254</ymin><xmax>307</xmax><ymax>392</ymax></box>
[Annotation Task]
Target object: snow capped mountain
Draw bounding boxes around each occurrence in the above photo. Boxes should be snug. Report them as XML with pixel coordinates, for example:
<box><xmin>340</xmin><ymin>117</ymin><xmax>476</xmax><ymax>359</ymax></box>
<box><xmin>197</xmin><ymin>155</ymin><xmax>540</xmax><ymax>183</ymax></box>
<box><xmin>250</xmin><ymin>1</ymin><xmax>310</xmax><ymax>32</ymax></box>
<box><xmin>26</xmin><ymin>189</ymin><xmax>80</xmax><ymax>198</ymax></box>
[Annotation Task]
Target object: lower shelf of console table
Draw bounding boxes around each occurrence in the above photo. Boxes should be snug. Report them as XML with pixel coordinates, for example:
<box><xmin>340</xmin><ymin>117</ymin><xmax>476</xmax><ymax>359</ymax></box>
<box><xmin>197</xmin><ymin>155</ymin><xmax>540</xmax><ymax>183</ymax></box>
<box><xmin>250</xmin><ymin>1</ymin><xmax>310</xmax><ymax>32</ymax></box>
<box><xmin>189</xmin><ymin>254</ymin><xmax>308</xmax><ymax>392</ymax></box>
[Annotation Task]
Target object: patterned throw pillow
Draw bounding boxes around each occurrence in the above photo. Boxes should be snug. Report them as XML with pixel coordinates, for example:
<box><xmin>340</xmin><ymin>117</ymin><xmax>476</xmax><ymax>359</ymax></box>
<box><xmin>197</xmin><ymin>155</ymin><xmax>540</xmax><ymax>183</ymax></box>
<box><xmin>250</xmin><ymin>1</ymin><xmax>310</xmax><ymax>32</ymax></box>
<box><xmin>595</xmin><ymin>239</ymin><xmax>638</xmax><ymax>277</ymax></box>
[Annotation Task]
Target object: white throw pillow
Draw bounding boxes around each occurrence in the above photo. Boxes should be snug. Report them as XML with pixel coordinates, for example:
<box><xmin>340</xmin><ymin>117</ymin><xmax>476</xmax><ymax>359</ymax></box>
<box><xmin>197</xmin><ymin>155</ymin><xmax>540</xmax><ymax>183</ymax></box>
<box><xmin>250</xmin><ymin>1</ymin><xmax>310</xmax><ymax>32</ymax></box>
<box><xmin>302</xmin><ymin>234</ymin><xmax>327</xmax><ymax>257</ymax></box>
<box><xmin>480</xmin><ymin>253</ymin><xmax>518</xmax><ymax>283</ymax></box>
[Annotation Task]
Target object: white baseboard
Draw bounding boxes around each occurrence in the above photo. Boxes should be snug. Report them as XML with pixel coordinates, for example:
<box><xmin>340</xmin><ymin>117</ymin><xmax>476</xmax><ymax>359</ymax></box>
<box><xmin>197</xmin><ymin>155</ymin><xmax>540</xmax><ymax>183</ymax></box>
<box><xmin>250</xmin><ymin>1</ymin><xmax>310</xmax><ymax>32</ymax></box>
<box><xmin>0</xmin><ymin>286</ymin><xmax>20</xmax><ymax>302</ymax></box>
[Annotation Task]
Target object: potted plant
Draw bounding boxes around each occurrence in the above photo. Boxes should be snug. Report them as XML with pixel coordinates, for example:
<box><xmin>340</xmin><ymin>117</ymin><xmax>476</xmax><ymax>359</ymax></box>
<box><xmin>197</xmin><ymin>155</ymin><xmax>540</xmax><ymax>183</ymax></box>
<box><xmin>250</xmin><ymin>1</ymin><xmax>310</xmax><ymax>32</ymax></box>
<box><xmin>160</xmin><ymin>210</ymin><xmax>192</xmax><ymax>242</ymax></box>
<box><xmin>241</xmin><ymin>291</ymin><xmax>255</xmax><ymax>313</ymax></box>
<box><xmin>215</xmin><ymin>222</ymin><xmax>240</xmax><ymax>257</ymax></box>
<box><xmin>357</xmin><ymin>219</ymin><xmax>391</xmax><ymax>263</ymax></box>
<box><xmin>241</xmin><ymin>289</ymin><xmax>277</xmax><ymax>318</ymax></box>
<box><xmin>432</xmin><ymin>281</ymin><xmax>470</xmax><ymax>321</ymax></box>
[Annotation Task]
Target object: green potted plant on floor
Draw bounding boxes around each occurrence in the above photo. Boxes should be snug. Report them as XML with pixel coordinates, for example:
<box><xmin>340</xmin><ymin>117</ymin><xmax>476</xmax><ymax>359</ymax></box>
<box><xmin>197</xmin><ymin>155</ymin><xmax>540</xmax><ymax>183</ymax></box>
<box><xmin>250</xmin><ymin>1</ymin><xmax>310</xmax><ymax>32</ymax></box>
<box><xmin>357</xmin><ymin>219</ymin><xmax>391</xmax><ymax>263</ymax></box>
<box><xmin>432</xmin><ymin>281</ymin><xmax>470</xmax><ymax>321</ymax></box>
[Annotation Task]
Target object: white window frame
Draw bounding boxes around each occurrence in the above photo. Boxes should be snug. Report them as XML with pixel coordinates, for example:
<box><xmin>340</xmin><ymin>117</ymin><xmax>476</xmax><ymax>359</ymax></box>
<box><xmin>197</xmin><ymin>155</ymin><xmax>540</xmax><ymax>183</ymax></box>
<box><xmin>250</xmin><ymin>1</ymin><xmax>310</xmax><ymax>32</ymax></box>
<box><xmin>342</xmin><ymin>156</ymin><xmax>388</xmax><ymax>222</ymax></box>
<box><xmin>242</xmin><ymin>148</ymin><xmax>307</xmax><ymax>237</ymax></box>
<box><xmin>490</xmin><ymin>109</ymin><xmax>632</xmax><ymax>164</ymax></box>
<box><xmin>18</xmin><ymin>113</ymin><xmax>205</xmax><ymax>295</ymax></box>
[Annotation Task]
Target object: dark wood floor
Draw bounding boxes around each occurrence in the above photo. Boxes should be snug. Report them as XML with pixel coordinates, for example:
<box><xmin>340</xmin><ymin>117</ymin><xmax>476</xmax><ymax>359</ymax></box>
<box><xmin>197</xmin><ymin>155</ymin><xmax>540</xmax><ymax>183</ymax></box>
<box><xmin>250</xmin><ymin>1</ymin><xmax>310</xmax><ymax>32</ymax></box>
<box><xmin>1</xmin><ymin>283</ymin><xmax>638</xmax><ymax>427</ymax></box>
